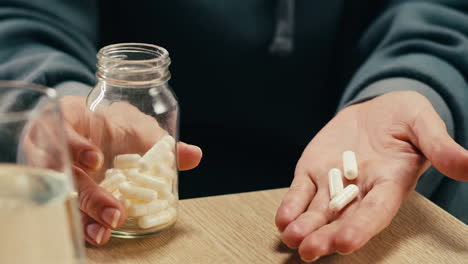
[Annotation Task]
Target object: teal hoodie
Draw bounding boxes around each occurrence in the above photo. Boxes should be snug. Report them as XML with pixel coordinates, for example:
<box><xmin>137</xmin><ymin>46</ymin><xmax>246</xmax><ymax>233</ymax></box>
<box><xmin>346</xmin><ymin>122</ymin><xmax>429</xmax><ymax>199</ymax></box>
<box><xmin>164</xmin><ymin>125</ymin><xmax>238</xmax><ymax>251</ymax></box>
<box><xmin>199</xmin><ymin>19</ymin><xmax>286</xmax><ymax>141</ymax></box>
<box><xmin>0</xmin><ymin>0</ymin><xmax>466</xmax><ymax>223</ymax></box>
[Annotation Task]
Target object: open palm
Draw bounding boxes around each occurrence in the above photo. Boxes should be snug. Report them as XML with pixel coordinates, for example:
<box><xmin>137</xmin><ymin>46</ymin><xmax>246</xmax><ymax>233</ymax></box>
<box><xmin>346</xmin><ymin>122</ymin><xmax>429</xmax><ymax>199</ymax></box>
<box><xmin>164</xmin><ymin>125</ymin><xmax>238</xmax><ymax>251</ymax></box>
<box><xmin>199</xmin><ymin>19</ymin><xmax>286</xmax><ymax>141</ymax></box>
<box><xmin>275</xmin><ymin>91</ymin><xmax>468</xmax><ymax>261</ymax></box>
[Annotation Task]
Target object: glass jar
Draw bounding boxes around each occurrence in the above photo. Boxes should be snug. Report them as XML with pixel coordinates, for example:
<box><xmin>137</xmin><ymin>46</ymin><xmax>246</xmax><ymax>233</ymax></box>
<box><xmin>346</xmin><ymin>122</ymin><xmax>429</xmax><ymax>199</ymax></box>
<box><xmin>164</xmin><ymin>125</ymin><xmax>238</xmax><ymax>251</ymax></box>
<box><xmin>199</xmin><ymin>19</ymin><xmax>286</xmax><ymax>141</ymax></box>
<box><xmin>86</xmin><ymin>43</ymin><xmax>178</xmax><ymax>238</ymax></box>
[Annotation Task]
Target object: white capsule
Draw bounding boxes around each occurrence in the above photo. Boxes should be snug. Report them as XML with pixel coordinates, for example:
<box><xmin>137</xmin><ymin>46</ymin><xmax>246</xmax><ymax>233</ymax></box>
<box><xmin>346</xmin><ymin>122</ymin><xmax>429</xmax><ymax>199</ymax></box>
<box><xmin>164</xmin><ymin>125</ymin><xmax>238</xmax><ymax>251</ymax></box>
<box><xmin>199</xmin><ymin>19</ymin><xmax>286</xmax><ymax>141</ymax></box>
<box><xmin>128</xmin><ymin>199</ymin><xmax>169</xmax><ymax>217</ymax></box>
<box><xmin>119</xmin><ymin>182</ymin><xmax>158</xmax><ymax>201</ymax></box>
<box><xmin>165</xmin><ymin>151</ymin><xmax>176</xmax><ymax>167</ymax></box>
<box><xmin>154</xmin><ymin>164</ymin><xmax>177</xmax><ymax>180</ymax></box>
<box><xmin>126</xmin><ymin>169</ymin><xmax>170</xmax><ymax>191</ymax></box>
<box><xmin>329</xmin><ymin>184</ymin><xmax>359</xmax><ymax>211</ymax></box>
<box><xmin>112</xmin><ymin>189</ymin><xmax>122</xmax><ymax>199</ymax></box>
<box><xmin>120</xmin><ymin>198</ymin><xmax>132</xmax><ymax>210</ymax></box>
<box><xmin>99</xmin><ymin>173</ymin><xmax>126</xmax><ymax>193</ymax></box>
<box><xmin>158</xmin><ymin>188</ymin><xmax>175</xmax><ymax>202</ymax></box>
<box><xmin>154</xmin><ymin>174</ymin><xmax>174</xmax><ymax>200</ymax></box>
<box><xmin>328</xmin><ymin>168</ymin><xmax>344</xmax><ymax>199</ymax></box>
<box><xmin>138</xmin><ymin>207</ymin><xmax>177</xmax><ymax>229</ymax></box>
<box><xmin>163</xmin><ymin>135</ymin><xmax>176</xmax><ymax>148</ymax></box>
<box><xmin>114</xmin><ymin>154</ymin><xmax>142</xmax><ymax>169</ymax></box>
<box><xmin>104</xmin><ymin>168</ymin><xmax>123</xmax><ymax>179</ymax></box>
<box><xmin>343</xmin><ymin>150</ymin><xmax>358</xmax><ymax>180</ymax></box>
<box><xmin>139</xmin><ymin>140</ymin><xmax>173</xmax><ymax>172</ymax></box>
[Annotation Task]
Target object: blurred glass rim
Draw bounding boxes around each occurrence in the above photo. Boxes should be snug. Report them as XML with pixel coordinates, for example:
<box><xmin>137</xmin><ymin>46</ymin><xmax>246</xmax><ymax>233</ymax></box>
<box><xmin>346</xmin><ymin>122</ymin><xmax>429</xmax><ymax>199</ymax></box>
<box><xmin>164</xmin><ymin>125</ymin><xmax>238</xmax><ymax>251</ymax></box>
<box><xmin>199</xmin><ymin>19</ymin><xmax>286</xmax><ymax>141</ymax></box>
<box><xmin>0</xmin><ymin>80</ymin><xmax>58</xmax><ymax>123</ymax></box>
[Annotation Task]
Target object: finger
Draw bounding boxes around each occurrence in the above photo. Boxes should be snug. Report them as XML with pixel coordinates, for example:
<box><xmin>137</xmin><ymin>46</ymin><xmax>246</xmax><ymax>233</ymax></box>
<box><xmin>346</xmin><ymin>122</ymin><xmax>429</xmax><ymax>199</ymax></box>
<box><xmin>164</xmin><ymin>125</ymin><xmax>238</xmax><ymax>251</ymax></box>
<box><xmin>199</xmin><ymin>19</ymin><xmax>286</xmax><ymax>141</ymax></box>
<box><xmin>275</xmin><ymin>172</ymin><xmax>317</xmax><ymax>232</ymax></box>
<box><xmin>176</xmin><ymin>142</ymin><xmax>202</xmax><ymax>170</ymax></box>
<box><xmin>412</xmin><ymin>104</ymin><xmax>468</xmax><ymax>181</ymax></box>
<box><xmin>81</xmin><ymin>212</ymin><xmax>111</xmax><ymax>246</ymax></box>
<box><xmin>19</xmin><ymin>119</ymin><xmax>65</xmax><ymax>170</ymax></box>
<box><xmin>298</xmin><ymin>220</ymin><xmax>343</xmax><ymax>262</ymax></box>
<box><xmin>334</xmin><ymin>181</ymin><xmax>404</xmax><ymax>254</ymax></box>
<box><xmin>281</xmin><ymin>188</ymin><xmax>333</xmax><ymax>249</ymax></box>
<box><xmin>298</xmin><ymin>200</ymin><xmax>360</xmax><ymax>261</ymax></box>
<box><xmin>66</xmin><ymin>123</ymin><xmax>104</xmax><ymax>172</ymax></box>
<box><xmin>20</xmin><ymin>131</ymin><xmax>52</xmax><ymax>167</ymax></box>
<box><xmin>73</xmin><ymin>166</ymin><xmax>125</xmax><ymax>229</ymax></box>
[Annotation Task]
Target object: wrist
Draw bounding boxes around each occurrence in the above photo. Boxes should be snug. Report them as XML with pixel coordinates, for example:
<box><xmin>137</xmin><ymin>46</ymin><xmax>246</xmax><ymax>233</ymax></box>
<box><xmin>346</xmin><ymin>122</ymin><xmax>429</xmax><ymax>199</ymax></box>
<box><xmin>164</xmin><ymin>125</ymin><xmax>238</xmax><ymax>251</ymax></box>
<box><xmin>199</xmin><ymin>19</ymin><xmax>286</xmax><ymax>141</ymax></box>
<box><xmin>343</xmin><ymin>78</ymin><xmax>454</xmax><ymax>138</ymax></box>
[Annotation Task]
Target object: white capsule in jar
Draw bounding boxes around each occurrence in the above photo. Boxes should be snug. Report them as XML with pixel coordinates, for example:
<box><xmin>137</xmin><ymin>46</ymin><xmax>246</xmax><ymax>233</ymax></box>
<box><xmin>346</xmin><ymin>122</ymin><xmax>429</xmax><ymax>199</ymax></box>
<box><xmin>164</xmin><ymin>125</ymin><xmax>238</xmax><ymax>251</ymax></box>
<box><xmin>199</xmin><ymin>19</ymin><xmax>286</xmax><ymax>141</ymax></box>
<box><xmin>104</xmin><ymin>168</ymin><xmax>123</xmax><ymax>179</ymax></box>
<box><xmin>112</xmin><ymin>189</ymin><xmax>122</xmax><ymax>199</ymax></box>
<box><xmin>114</xmin><ymin>154</ymin><xmax>141</xmax><ymax>169</ymax></box>
<box><xmin>99</xmin><ymin>173</ymin><xmax>126</xmax><ymax>193</ymax></box>
<box><xmin>120</xmin><ymin>198</ymin><xmax>132</xmax><ymax>210</ymax></box>
<box><xmin>165</xmin><ymin>151</ymin><xmax>176</xmax><ymax>167</ymax></box>
<box><xmin>162</xmin><ymin>135</ymin><xmax>176</xmax><ymax>148</ymax></box>
<box><xmin>126</xmin><ymin>169</ymin><xmax>170</xmax><ymax>190</ymax></box>
<box><xmin>154</xmin><ymin>164</ymin><xmax>177</xmax><ymax>181</ymax></box>
<box><xmin>128</xmin><ymin>200</ymin><xmax>169</xmax><ymax>217</ymax></box>
<box><xmin>139</xmin><ymin>139</ymin><xmax>172</xmax><ymax>170</ymax></box>
<box><xmin>329</xmin><ymin>184</ymin><xmax>359</xmax><ymax>211</ymax></box>
<box><xmin>138</xmin><ymin>207</ymin><xmax>177</xmax><ymax>229</ymax></box>
<box><xmin>158</xmin><ymin>188</ymin><xmax>175</xmax><ymax>203</ymax></box>
<box><xmin>119</xmin><ymin>182</ymin><xmax>158</xmax><ymax>202</ymax></box>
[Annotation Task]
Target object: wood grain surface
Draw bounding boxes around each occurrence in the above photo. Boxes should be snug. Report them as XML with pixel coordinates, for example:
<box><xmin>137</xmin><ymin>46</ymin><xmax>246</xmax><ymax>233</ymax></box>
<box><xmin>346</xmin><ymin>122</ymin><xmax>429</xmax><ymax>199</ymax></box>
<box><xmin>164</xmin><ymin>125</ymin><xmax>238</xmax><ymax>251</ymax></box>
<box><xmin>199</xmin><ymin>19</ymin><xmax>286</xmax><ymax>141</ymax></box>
<box><xmin>87</xmin><ymin>188</ymin><xmax>468</xmax><ymax>264</ymax></box>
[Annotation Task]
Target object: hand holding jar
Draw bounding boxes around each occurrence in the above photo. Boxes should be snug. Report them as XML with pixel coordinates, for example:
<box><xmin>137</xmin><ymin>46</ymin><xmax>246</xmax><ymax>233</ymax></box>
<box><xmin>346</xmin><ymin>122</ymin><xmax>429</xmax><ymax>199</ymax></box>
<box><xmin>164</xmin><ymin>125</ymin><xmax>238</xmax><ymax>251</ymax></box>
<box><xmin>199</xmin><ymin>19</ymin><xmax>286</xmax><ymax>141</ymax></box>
<box><xmin>59</xmin><ymin>44</ymin><xmax>202</xmax><ymax>246</ymax></box>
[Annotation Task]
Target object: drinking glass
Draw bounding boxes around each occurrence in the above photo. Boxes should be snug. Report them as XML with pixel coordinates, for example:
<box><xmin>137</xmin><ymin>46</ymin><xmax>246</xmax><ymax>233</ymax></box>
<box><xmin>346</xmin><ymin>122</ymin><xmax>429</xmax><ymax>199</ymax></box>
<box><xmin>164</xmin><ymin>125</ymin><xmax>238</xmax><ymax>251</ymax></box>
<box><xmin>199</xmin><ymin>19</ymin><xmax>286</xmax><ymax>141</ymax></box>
<box><xmin>0</xmin><ymin>81</ymin><xmax>86</xmax><ymax>264</ymax></box>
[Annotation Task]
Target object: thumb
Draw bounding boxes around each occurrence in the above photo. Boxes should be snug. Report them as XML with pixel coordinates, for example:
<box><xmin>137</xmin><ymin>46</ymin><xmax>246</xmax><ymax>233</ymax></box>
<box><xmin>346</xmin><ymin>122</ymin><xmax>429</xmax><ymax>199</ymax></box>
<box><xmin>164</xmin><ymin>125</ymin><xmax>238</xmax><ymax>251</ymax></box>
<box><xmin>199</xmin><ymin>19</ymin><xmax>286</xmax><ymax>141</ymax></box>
<box><xmin>73</xmin><ymin>166</ymin><xmax>125</xmax><ymax>232</ymax></box>
<box><xmin>65</xmin><ymin>123</ymin><xmax>104</xmax><ymax>172</ymax></box>
<box><xmin>412</xmin><ymin>104</ymin><xmax>468</xmax><ymax>181</ymax></box>
<box><xmin>177</xmin><ymin>141</ymin><xmax>203</xmax><ymax>171</ymax></box>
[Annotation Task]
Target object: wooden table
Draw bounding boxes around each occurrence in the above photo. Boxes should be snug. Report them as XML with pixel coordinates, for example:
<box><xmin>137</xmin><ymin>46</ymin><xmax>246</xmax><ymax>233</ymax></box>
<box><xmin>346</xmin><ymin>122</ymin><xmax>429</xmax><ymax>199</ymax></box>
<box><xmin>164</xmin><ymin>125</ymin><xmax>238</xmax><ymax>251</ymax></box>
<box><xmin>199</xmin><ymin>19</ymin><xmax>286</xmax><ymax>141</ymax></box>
<box><xmin>87</xmin><ymin>188</ymin><xmax>468</xmax><ymax>263</ymax></box>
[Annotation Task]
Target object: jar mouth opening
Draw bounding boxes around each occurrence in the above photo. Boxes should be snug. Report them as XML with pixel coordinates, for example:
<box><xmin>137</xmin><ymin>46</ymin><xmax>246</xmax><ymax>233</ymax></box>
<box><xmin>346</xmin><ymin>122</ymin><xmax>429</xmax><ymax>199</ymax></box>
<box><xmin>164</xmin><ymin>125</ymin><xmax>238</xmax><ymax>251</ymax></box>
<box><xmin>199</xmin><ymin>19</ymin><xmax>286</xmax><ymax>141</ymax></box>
<box><xmin>96</xmin><ymin>43</ymin><xmax>171</xmax><ymax>86</ymax></box>
<box><xmin>97</xmin><ymin>43</ymin><xmax>171</xmax><ymax>75</ymax></box>
<box><xmin>98</xmin><ymin>43</ymin><xmax>169</xmax><ymax>63</ymax></box>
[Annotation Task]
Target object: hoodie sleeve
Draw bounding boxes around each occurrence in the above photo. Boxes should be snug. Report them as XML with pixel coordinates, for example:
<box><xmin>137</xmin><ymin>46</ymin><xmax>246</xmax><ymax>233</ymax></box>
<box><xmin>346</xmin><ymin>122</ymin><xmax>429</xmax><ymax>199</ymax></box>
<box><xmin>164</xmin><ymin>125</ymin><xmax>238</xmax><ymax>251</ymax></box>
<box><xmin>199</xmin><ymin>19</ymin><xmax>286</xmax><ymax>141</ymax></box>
<box><xmin>339</xmin><ymin>0</ymin><xmax>468</xmax><ymax>223</ymax></box>
<box><xmin>0</xmin><ymin>0</ymin><xmax>97</xmax><ymax>96</ymax></box>
<box><xmin>340</xmin><ymin>0</ymin><xmax>468</xmax><ymax>140</ymax></box>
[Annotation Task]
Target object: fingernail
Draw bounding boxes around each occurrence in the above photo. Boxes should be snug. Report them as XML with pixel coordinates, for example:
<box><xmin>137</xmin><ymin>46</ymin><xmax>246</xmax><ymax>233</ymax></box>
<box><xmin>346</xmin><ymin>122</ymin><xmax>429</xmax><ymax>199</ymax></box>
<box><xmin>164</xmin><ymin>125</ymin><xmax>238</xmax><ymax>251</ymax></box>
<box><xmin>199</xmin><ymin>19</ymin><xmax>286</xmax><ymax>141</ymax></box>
<box><xmin>337</xmin><ymin>251</ymin><xmax>352</xmax><ymax>255</ymax></box>
<box><xmin>184</xmin><ymin>143</ymin><xmax>202</xmax><ymax>152</ymax></box>
<box><xmin>193</xmin><ymin>145</ymin><xmax>202</xmax><ymax>152</ymax></box>
<box><xmin>87</xmin><ymin>223</ymin><xmax>106</xmax><ymax>244</ymax></box>
<box><xmin>96</xmin><ymin>227</ymin><xmax>105</xmax><ymax>244</ymax></box>
<box><xmin>79</xmin><ymin>150</ymin><xmax>102</xmax><ymax>170</ymax></box>
<box><xmin>301</xmin><ymin>256</ymin><xmax>320</xmax><ymax>263</ymax></box>
<box><xmin>102</xmin><ymin>207</ymin><xmax>121</xmax><ymax>229</ymax></box>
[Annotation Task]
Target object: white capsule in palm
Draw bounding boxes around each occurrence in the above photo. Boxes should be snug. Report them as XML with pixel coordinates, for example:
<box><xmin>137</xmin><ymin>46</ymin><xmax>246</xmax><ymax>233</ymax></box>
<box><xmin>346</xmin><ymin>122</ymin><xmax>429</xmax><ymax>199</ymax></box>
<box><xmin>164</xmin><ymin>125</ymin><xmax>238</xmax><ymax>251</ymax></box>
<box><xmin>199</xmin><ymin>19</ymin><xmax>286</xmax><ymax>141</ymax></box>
<box><xmin>329</xmin><ymin>184</ymin><xmax>359</xmax><ymax>211</ymax></box>
<box><xmin>343</xmin><ymin>150</ymin><xmax>358</xmax><ymax>180</ymax></box>
<box><xmin>328</xmin><ymin>168</ymin><xmax>344</xmax><ymax>199</ymax></box>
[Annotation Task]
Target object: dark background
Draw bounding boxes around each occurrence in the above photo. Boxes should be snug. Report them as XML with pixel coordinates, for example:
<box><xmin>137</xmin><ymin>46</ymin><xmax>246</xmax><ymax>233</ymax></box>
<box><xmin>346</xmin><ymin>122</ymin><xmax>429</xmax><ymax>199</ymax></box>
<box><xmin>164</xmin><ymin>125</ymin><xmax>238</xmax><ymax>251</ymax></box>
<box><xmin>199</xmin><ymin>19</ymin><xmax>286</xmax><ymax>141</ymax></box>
<box><xmin>98</xmin><ymin>0</ymin><xmax>386</xmax><ymax>198</ymax></box>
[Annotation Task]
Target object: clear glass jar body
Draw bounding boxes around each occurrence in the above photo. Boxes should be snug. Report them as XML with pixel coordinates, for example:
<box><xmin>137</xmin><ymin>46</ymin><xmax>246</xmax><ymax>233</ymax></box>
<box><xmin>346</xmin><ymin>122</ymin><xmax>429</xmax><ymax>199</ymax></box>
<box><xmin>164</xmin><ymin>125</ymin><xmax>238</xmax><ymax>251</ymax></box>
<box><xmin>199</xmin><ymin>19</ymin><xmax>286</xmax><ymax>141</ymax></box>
<box><xmin>86</xmin><ymin>43</ymin><xmax>178</xmax><ymax>238</ymax></box>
